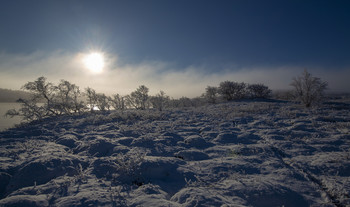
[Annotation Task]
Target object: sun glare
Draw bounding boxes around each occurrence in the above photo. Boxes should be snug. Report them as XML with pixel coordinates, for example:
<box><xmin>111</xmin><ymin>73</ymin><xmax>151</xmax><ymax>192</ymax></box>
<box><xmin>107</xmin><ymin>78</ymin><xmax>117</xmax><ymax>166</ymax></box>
<box><xmin>83</xmin><ymin>52</ymin><xmax>105</xmax><ymax>73</ymax></box>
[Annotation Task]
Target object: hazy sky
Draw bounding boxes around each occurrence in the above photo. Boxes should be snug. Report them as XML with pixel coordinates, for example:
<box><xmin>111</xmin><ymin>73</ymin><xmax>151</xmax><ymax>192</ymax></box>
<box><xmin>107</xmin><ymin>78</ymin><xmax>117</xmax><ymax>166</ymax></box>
<box><xmin>1</xmin><ymin>0</ymin><xmax>349</xmax><ymax>97</ymax></box>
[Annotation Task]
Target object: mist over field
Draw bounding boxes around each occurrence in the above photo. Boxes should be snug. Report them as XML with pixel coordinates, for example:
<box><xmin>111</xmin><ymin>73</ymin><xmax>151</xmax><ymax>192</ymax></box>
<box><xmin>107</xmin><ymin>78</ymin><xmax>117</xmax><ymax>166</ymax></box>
<box><xmin>1</xmin><ymin>51</ymin><xmax>350</xmax><ymax>98</ymax></box>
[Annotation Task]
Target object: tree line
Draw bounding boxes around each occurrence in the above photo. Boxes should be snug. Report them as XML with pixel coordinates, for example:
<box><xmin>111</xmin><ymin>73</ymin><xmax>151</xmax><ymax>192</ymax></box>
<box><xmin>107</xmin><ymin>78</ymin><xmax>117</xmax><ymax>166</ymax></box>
<box><xmin>0</xmin><ymin>88</ymin><xmax>32</xmax><ymax>103</ymax></box>
<box><xmin>5</xmin><ymin>77</ymin><xmax>206</xmax><ymax>121</ymax></box>
<box><xmin>6</xmin><ymin>70</ymin><xmax>328</xmax><ymax>121</ymax></box>
<box><xmin>204</xmin><ymin>82</ymin><xmax>272</xmax><ymax>104</ymax></box>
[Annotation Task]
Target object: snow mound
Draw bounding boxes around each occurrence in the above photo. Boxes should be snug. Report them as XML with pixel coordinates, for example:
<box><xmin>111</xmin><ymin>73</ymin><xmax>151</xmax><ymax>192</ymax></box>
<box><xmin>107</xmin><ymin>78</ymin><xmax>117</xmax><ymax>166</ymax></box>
<box><xmin>174</xmin><ymin>149</ymin><xmax>210</xmax><ymax>161</ymax></box>
<box><xmin>214</xmin><ymin>133</ymin><xmax>238</xmax><ymax>144</ymax></box>
<box><xmin>75</xmin><ymin>136</ymin><xmax>117</xmax><ymax>157</ymax></box>
<box><xmin>6</xmin><ymin>156</ymin><xmax>79</xmax><ymax>194</ymax></box>
<box><xmin>56</xmin><ymin>134</ymin><xmax>79</xmax><ymax>148</ymax></box>
<box><xmin>0</xmin><ymin>172</ymin><xmax>11</xmax><ymax>198</ymax></box>
<box><xmin>0</xmin><ymin>194</ymin><xmax>49</xmax><ymax>207</ymax></box>
<box><xmin>183</xmin><ymin>135</ymin><xmax>213</xmax><ymax>149</ymax></box>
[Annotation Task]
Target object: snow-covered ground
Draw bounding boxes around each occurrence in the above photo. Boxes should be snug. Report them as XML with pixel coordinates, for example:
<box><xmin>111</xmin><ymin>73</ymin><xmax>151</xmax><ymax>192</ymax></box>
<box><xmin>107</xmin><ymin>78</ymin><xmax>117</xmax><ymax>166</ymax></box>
<box><xmin>0</xmin><ymin>99</ymin><xmax>349</xmax><ymax>207</ymax></box>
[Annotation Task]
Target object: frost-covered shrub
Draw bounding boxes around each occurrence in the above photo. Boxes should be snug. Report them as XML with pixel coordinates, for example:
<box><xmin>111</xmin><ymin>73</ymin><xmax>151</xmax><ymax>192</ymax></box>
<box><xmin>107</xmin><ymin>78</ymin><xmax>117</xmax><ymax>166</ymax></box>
<box><xmin>246</xmin><ymin>83</ymin><xmax>271</xmax><ymax>99</ymax></box>
<box><xmin>6</xmin><ymin>77</ymin><xmax>89</xmax><ymax>121</ymax></box>
<box><xmin>112</xmin><ymin>149</ymin><xmax>147</xmax><ymax>185</ymax></box>
<box><xmin>54</xmin><ymin>80</ymin><xmax>85</xmax><ymax>114</ymax></box>
<box><xmin>188</xmin><ymin>96</ymin><xmax>206</xmax><ymax>107</ymax></box>
<box><xmin>149</xmin><ymin>91</ymin><xmax>169</xmax><ymax>111</ymax></box>
<box><xmin>6</xmin><ymin>77</ymin><xmax>58</xmax><ymax>121</ymax></box>
<box><xmin>95</xmin><ymin>93</ymin><xmax>111</xmax><ymax>111</ymax></box>
<box><xmin>110</xmin><ymin>94</ymin><xmax>125</xmax><ymax>110</ymax></box>
<box><xmin>205</xmin><ymin>86</ymin><xmax>218</xmax><ymax>104</ymax></box>
<box><xmin>291</xmin><ymin>70</ymin><xmax>328</xmax><ymax>107</ymax></box>
<box><xmin>6</xmin><ymin>99</ymin><xmax>47</xmax><ymax>121</ymax></box>
<box><xmin>176</xmin><ymin>97</ymin><xmax>193</xmax><ymax>108</ymax></box>
<box><xmin>84</xmin><ymin>88</ymin><xmax>112</xmax><ymax>111</ymax></box>
<box><xmin>167</xmin><ymin>96</ymin><xmax>206</xmax><ymax>108</ymax></box>
<box><xmin>114</xmin><ymin>149</ymin><xmax>146</xmax><ymax>176</ymax></box>
<box><xmin>125</xmin><ymin>85</ymin><xmax>149</xmax><ymax>110</ymax></box>
<box><xmin>218</xmin><ymin>81</ymin><xmax>246</xmax><ymax>101</ymax></box>
<box><xmin>84</xmin><ymin>87</ymin><xmax>97</xmax><ymax>112</ymax></box>
<box><xmin>22</xmin><ymin>77</ymin><xmax>57</xmax><ymax>115</ymax></box>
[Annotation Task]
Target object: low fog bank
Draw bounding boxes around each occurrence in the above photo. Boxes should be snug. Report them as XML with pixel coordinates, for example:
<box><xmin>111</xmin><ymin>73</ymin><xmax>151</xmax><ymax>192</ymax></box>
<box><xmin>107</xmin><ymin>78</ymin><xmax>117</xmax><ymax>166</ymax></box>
<box><xmin>0</xmin><ymin>51</ymin><xmax>349</xmax><ymax>98</ymax></box>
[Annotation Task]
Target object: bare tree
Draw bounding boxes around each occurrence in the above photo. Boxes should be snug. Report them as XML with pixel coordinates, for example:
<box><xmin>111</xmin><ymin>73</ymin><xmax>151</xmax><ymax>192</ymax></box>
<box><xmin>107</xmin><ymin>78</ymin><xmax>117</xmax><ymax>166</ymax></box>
<box><xmin>290</xmin><ymin>70</ymin><xmax>328</xmax><ymax>107</ymax></box>
<box><xmin>177</xmin><ymin>97</ymin><xmax>193</xmax><ymax>108</ymax></box>
<box><xmin>6</xmin><ymin>77</ymin><xmax>87</xmax><ymax>121</ymax></box>
<box><xmin>55</xmin><ymin>80</ymin><xmax>85</xmax><ymax>114</ymax></box>
<box><xmin>85</xmin><ymin>87</ymin><xmax>97</xmax><ymax>112</ymax></box>
<box><xmin>6</xmin><ymin>98</ymin><xmax>46</xmax><ymax>121</ymax></box>
<box><xmin>125</xmin><ymin>85</ymin><xmax>149</xmax><ymax>110</ymax></box>
<box><xmin>21</xmin><ymin>76</ymin><xmax>58</xmax><ymax>116</ymax></box>
<box><xmin>149</xmin><ymin>90</ymin><xmax>169</xmax><ymax>111</ymax></box>
<box><xmin>205</xmin><ymin>86</ymin><xmax>218</xmax><ymax>104</ymax></box>
<box><xmin>95</xmin><ymin>93</ymin><xmax>111</xmax><ymax>111</ymax></box>
<box><xmin>110</xmin><ymin>94</ymin><xmax>125</xmax><ymax>110</ymax></box>
<box><xmin>5</xmin><ymin>77</ymin><xmax>111</xmax><ymax>121</ymax></box>
<box><xmin>6</xmin><ymin>77</ymin><xmax>58</xmax><ymax>121</ymax></box>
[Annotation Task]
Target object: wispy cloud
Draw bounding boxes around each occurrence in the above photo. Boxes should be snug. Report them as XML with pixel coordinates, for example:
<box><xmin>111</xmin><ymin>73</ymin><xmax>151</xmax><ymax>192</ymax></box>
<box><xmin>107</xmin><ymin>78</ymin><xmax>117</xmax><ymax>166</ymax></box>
<box><xmin>0</xmin><ymin>51</ymin><xmax>349</xmax><ymax>98</ymax></box>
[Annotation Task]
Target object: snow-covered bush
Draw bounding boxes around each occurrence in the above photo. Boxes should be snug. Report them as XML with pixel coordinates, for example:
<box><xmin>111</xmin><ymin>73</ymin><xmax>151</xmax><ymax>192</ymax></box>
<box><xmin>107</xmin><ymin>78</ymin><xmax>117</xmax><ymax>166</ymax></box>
<box><xmin>218</xmin><ymin>81</ymin><xmax>246</xmax><ymax>101</ymax></box>
<box><xmin>22</xmin><ymin>76</ymin><xmax>58</xmax><ymax>114</ymax></box>
<box><xmin>291</xmin><ymin>70</ymin><xmax>328</xmax><ymax>107</ymax></box>
<box><xmin>6</xmin><ymin>77</ymin><xmax>58</xmax><ymax>121</ymax></box>
<box><xmin>167</xmin><ymin>96</ymin><xmax>206</xmax><ymax>108</ymax></box>
<box><xmin>84</xmin><ymin>88</ymin><xmax>112</xmax><ymax>111</ymax></box>
<box><xmin>172</xmin><ymin>97</ymin><xmax>192</xmax><ymax>108</ymax></box>
<box><xmin>54</xmin><ymin>80</ymin><xmax>85</xmax><ymax>114</ymax></box>
<box><xmin>6</xmin><ymin>98</ymin><xmax>47</xmax><ymax>121</ymax></box>
<box><xmin>84</xmin><ymin>87</ymin><xmax>97</xmax><ymax>112</ymax></box>
<box><xmin>6</xmin><ymin>77</ymin><xmax>89</xmax><ymax>121</ymax></box>
<box><xmin>149</xmin><ymin>91</ymin><xmax>169</xmax><ymax>111</ymax></box>
<box><xmin>205</xmin><ymin>86</ymin><xmax>218</xmax><ymax>104</ymax></box>
<box><xmin>246</xmin><ymin>83</ymin><xmax>271</xmax><ymax>99</ymax></box>
<box><xmin>125</xmin><ymin>85</ymin><xmax>149</xmax><ymax>110</ymax></box>
<box><xmin>110</xmin><ymin>94</ymin><xmax>125</xmax><ymax>110</ymax></box>
<box><xmin>95</xmin><ymin>93</ymin><xmax>111</xmax><ymax>111</ymax></box>
<box><xmin>113</xmin><ymin>149</ymin><xmax>147</xmax><ymax>185</ymax></box>
<box><xmin>190</xmin><ymin>97</ymin><xmax>206</xmax><ymax>107</ymax></box>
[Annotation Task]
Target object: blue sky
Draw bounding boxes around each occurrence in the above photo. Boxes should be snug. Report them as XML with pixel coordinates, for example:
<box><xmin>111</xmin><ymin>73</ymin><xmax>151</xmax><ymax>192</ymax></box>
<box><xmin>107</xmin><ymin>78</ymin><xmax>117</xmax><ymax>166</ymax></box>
<box><xmin>0</xmin><ymin>0</ymin><xmax>349</xmax><ymax>96</ymax></box>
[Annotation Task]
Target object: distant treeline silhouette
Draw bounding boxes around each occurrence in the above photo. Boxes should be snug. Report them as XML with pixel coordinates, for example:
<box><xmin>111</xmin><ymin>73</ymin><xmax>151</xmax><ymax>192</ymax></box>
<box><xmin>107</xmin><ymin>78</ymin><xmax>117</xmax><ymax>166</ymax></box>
<box><xmin>0</xmin><ymin>88</ymin><xmax>32</xmax><ymax>103</ymax></box>
<box><xmin>5</xmin><ymin>70</ymin><xmax>328</xmax><ymax>121</ymax></box>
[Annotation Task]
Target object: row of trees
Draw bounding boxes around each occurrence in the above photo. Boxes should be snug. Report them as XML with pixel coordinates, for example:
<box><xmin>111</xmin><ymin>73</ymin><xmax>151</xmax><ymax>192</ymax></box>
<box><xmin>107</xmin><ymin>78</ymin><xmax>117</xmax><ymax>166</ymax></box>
<box><xmin>6</xmin><ymin>70</ymin><xmax>327</xmax><ymax>121</ymax></box>
<box><xmin>85</xmin><ymin>85</ymin><xmax>172</xmax><ymax>112</ymax></box>
<box><xmin>5</xmin><ymin>77</ymin><xmax>175</xmax><ymax>121</ymax></box>
<box><xmin>205</xmin><ymin>70</ymin><xmax>328</xmax><ymax>107</ymax></box>
<box><xmin>204</xmin><ymin>82</ymin><xmax>272</xmax><ymax>104</ymax></box>
<box><xmin>6</xmin><ymin>78</ymin><xmax>273</xmax><ymax>122</ymax></box>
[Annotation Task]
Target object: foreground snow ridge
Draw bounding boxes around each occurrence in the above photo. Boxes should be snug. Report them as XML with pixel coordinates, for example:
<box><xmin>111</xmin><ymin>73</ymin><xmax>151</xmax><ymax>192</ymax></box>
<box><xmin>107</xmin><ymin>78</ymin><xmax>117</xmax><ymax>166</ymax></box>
<box><xmin>0</xmin><ymin>100</ymin><xmax>349</xmax><ymax>207</ymax></box>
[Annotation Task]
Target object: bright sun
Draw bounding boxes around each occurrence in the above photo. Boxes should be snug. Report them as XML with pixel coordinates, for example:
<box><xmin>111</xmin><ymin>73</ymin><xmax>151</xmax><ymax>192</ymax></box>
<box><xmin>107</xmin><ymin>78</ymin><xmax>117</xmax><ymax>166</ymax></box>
<box><xmin>83</xmin><ymin>52</ymin><xmax>105</xmax><ymax>73</ymax></box>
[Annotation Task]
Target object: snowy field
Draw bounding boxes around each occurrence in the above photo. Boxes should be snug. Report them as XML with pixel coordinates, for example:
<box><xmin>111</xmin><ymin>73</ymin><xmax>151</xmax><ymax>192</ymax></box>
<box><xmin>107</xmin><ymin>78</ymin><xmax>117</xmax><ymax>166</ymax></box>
<box><xmin>0</xmin><ymin>99</ymin><xmax>349</xmax><ymax>207</ymax></box>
